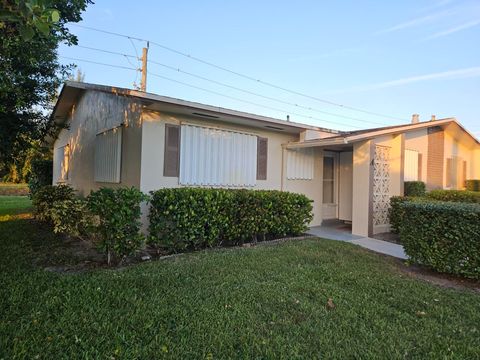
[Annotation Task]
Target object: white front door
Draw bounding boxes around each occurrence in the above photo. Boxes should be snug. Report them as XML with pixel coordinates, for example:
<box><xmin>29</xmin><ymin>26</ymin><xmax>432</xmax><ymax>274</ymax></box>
<box><xmin>322</xmin><ymin>152</ymin><xmax>337</xmax><ymax>219</ymax></box>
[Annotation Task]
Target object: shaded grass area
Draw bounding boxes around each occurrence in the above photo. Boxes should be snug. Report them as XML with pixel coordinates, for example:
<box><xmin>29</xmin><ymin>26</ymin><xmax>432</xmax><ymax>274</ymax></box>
<box><xmin>0</xmin><ymin>199</ymin><xmax>479</xmax><ymax>359</ymax></box>
<box><xmin>0</xmin><ymin>196</ymin><xmax>32</xmax><ymax>217</ymax></box>
<box><xmin>0</xmin><ymin>182</ymin><xmax>29</xmax><ymax>196</ymax></box>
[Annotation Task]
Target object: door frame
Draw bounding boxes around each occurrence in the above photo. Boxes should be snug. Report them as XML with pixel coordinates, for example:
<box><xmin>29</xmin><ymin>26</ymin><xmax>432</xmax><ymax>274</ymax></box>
<box><xmin>322</xmin><ymin>151</ymin><xmax>339</xmax><ymax>220</ymax></box>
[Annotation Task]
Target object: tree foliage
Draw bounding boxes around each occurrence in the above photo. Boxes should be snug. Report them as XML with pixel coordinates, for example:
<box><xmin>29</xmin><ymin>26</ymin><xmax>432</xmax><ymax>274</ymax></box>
<box><xmin>0</xmin><ymin>0</ymin><xmax>93</xmax><ymax>180</ymax></box>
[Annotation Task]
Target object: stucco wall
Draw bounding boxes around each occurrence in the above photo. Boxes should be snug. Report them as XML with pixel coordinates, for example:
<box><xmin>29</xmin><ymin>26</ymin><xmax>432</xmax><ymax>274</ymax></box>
<box><xmin>283</xmin><ymin>148</ymin><xmax>323</xmax><ymax>226</ymax></box>
<box><xmin>53</xmin><ymin>90</ymin><xmax>142</xmax><ymax>196</ymax></box>
<box><xmin>139</xmin><ymin>111</ymin><xmax>327</xmax><ymax>228</ymax></box>
<box><xmin>351</xmin><ymin>140</ymin><xmax>371</xmax><ymax>237</ymax></box>
<box><xmin>139</xmin><ymin>110</ymin><xmax>299</xmax><ymax>193</ymax></box>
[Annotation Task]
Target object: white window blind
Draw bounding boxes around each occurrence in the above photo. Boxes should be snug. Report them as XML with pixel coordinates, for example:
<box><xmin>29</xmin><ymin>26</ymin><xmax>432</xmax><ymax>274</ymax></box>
<box><xmin>286</xmin><ymin>148</ymin><xmax>314</xmax><ymax>180</ymax></box>
<box><xmin>404</xmin><ymin>149</ymin><xmax>419</xmax><ymax>181</ymax></box>
<box><xmin>54</xmin><ymin>144</ymin><xmax>69</xmax><ymax>182</ymax></box>
<box><xmin>179</xmin><ymin>125</ymin><xmax>257</xmax><ymax>187</ymax></box>
<box><xmin>94</xmin><ymin>126</ymin><xmax>122</xmax><ymax>183</ymax></box>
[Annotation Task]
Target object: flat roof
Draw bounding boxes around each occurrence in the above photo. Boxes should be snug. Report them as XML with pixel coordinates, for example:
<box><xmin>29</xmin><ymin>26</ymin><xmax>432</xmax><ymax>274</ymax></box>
<box><xmin>52</xmin><ymin>81</ymin><xmax>340</xmax><ymax>135</ymax></box>
<box><xmin>286</xmin><ymin>118</ymin><xmax>480</xmax><ymax>149</ymax></box>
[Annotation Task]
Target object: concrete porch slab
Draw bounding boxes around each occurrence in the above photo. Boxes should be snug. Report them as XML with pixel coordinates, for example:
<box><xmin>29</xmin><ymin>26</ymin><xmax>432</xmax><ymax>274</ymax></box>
<box><xmin>307</xmin><ymin>225</ymin><xmax>407</xmax><ymax>260</ymax></box>
<box><xmin>350</xmin><ymin>238</ymin><xmax>407</xmax><ymax>259</ymax></box>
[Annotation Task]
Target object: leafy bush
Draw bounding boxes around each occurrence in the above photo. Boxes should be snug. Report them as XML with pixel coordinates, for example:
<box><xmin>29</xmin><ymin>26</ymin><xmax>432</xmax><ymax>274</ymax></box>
<box><xmin>32</xmin><ymin>184</ymin><xmax>76</xmax><ymax>223</ymax></box>
<box><xmin>399</xmin><ymin>201</ymin><xmax>480</xmax><ymax>279</ymax></box>
<box><xmin>426</xmin><ymin>189</ymin><xmax>480</xmax><ymax>203</ymax></box>
<box><xmin>50</xmin><ymin>198</ymin><xmax>95</xmax><ymax>239</ymax></box>
<box><xmin>404</xmin><ymin>181</ymin><xmax>426</xmax><ymax>197</ymax></box>
<box><xmin>466</xmin><ymin>180</ymin><xmax>480</xmax><ymax>192</ymax></box>
<box><xmin>88</xmin><ymin>187</ymin><xmax>148</xmax><ymax>265</ymax></box>
<box><xmin>148</xmin><ymin>188</ymin><xmax>313</xmax><ymax>252</ymax></box>
<box><xmin>28</xmin><ymin>159</ymin><xmax>53</xmax><ymax>197</ymax></box>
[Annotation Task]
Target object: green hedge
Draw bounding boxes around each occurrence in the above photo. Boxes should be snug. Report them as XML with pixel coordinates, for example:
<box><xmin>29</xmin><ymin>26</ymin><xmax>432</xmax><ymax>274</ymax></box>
<box><xmin>399</xmin><ymin>201</ymin><xmax>480</xmax><ymax>279</ymax></box>
<box><xmin>388</xmin><ymin>196</ymin><xmax>429</xmax><ymax>233</ymax></box>
<box><xmin>88</xmin><ymin>187</ymin><xmax>148</xmax><ymax>265</ymax></box>
<box><xmin>426</xmin><ymin>189</ymin><xmax>480</xmax><ymax>203</ymax></box>
<box><xmin>466</xmin><ymin>180</ymin><xmax>480</xmax><ymax>192</ymax></box>
<box><xmin>148</xmin><ymin>188</ymin><xmax>313</xmax><ymax>252</ymax></box>
<box><xmin>404</xmin><ymin>181</ymin><xmax>426</xmax><ymax>197</ymax></box>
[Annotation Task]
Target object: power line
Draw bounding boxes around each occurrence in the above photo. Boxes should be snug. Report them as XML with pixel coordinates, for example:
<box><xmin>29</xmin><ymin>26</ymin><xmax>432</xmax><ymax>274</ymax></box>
<box><xmin>69</xmin><ymin>24</ymin><xmax>405</xmax><ymax>122</ymax></box>
<box><xmin>147</xmin><ymin>70</ymin><xmax>362</xmax><ymax>129</ymax></box>
<box><xmin>59</xmin><ymin>55</ymin><xmax>361</xmax><ymax>129</ymax></box>
<box><xmin>60</xmin><ymin>56</ymin><xmax>138</xmax><ymax>71</ymax></box>
<box><xmin>73</xmin><ymin>44</ymin><xmax>386</xmax><ymax>126</ymax></box>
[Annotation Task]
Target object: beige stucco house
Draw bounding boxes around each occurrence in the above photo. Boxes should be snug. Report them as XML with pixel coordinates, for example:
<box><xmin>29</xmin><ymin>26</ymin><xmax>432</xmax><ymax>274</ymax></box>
<box><xmin>51</xmin><ymin>81</ymin><xmax>480</xmax><ymax>237</ymax></box>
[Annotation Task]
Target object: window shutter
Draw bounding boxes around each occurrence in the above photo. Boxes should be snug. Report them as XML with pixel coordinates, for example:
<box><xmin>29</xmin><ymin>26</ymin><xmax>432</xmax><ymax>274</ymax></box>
<box><xmin>462</xmin><ymin>160</ymin><xmax>467</xmax><ymax>188</ymax></box>
<box><xmin>417</xmin><ymin>153</ymin><xmax>422</xmax><ymax>181</ymax></box>
<box><xmin>164</xmin><ymin>124</ymin><xmax>180</xmax><ymax>177</ymax></box>
<box><xmin>94</xmin><ymin>127</ymin><xmax>122</xmax><ymax>183</ymax></box>
<box><xmin>256</xmin><ymin>137</ymin><xmax>268</xmax><ymax>180</ymax></box>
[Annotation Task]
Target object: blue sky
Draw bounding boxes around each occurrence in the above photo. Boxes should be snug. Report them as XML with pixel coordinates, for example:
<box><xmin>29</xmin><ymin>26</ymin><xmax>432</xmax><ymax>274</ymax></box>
<box><xmin>59</xmin><ymin>0</ymin><xmax>480</xmax><ymax>134</ymax></box>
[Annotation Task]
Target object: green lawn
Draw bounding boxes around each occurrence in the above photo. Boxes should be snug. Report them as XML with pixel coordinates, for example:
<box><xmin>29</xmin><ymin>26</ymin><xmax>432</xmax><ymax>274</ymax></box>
<box><xmin>0</xmin><ymin>195</ymin><xmax>32</xmax><ymax>216</ymax></box>
<box><xmin>1</xmin><ymin>197</ymin><xmax>479</xmax><ymax>359</ymax></box>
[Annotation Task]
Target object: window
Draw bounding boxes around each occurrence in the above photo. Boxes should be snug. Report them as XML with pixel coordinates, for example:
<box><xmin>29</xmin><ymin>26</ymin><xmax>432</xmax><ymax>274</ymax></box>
<box><xmin>94</xmin><ymin>126</ymin><xmax>122</xmax><ymax>183</ymax></box>
<box><xmin>54</xmin><ymin>144</ymin><xmax>69</xmax><ymax>182</ymax></box>
<box><xmin>164</xmin><ymin>124</ymin><xmax>180</xmax><ymax>177</ymax></box>
<box><xmin>179</xmin><ymin>124</ymin><xmax>257</xmax><ymax>187</ymax></box>
<box><xmin>446</xmin><ymin>156</ymin><xmax>466</xmax><ymax>189</ymax></box>
<box><xmin>404</xmin><ymin>149</ymin><xmax>420</xmax><ymax>181</ymax></box>
<box><xmin>256</xmin><ymin>137</ymin><xmax>268</xmax><ymax>180</ymax></box>
<box><xmin>322</xmin><ymin>156</ymin><xmax>334</xmax><ymax>203</ymax></box>
<box><xmin>286</xmin><ymin>148</ymin><xmax>314</xmax><ymax>180</ymax></box>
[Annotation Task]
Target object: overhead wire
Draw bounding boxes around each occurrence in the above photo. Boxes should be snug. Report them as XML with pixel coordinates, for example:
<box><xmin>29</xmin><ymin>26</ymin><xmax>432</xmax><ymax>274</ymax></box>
<box><xmin>73</xmin><ymin>45</ymin><xmax>386</xmax><ymax>126</ymax></box>
<box><xmin>69</xmin><ymin>24</ymin><xmax>405</xmax><ymax>123</ymax></box>
<box><xmin>59</xmin><ymin>55</ymin><xmax>362</xmax><ymax>129</ymax></box>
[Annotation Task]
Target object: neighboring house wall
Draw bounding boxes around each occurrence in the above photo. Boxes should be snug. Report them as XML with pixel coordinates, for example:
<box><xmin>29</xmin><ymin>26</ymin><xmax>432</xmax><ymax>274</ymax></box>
<box><xmin>53</xmin><ymin>90</ymin><xmax>142</xmax><ymax>196</ymax></box>
<box><xmin>443</xmin><ymin>131</ymin><xmax>476</xmax><ymax>189</ymax></box>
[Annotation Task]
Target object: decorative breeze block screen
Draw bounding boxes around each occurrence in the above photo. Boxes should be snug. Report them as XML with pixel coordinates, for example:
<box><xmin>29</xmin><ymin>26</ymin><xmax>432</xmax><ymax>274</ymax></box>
<box><xmin>179</xmin><ymin>124</ymin><xmax>257</xmax><ymax>187</ymax></box>
<box><xmin>373</xmin><ymin>145</ymin><xmax>390</xmax><ymax>227</ymax></box>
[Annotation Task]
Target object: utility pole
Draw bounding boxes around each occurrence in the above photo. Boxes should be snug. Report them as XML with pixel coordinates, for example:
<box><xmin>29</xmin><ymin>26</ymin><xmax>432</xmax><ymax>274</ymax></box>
<box><xmin>140</xmin><ymin>41</ymin><xmax>149</xmax><ymax>91</ymax></box>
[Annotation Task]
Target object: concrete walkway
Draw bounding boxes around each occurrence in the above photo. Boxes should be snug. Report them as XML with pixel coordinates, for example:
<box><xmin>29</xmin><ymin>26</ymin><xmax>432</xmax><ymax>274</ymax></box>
<box><xmin>307</xmin><ymin>224</ymin><xmax>407</xmax><ymax>260</ymax></box>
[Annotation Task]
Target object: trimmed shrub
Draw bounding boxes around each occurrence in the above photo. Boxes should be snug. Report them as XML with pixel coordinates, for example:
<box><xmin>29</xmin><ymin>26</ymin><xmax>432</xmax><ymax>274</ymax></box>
<box><xmin>87</xmin><ymin>187</ymin><xmax>148</xmax><ymax>265</ymax></box>
<box><xmin>466</xmin><ymin>179</ymin><xmax>480</xmax><ymax>192</ymax></box>
<box><xmin>388</xmin><ymin>196</ymin><xmax>407</xmax><ymax>234</ymax></box>
<box><xmin>28</xmin><ymin>159</ymin><xmax>53</xmax><ymax>197</ymax></box>
<box><xmin>32</xmin><ymin>184</ymin><xmax>76</xmax><ymax>223</ymax></box>
<box><xmin>148</xmin><ymin>188</ymin><xmax>313</xmax><ymax>252</ymax></box>
<box><xmin>399</xmin><ymin>201</ymin><xmax>480</xmax><ymax>279</ymax></box>
<box><xmin>388</xmin><ymin>196</ymin><xmax>429</xmax><ymax>233</ymax></box>
<box><xmin>426</xmin><ymin>189</ymin><xmax>480</xmax><ymax>203</ymax></box>
<box><xmin>50</xmin><ymin>198</ymin><xmax>95</xmax><ymax>239</ymax></box>
<box><xmin>404</xmin><ymin>181</ymin><xmax>426</xmax><ymax>197</ymax></box>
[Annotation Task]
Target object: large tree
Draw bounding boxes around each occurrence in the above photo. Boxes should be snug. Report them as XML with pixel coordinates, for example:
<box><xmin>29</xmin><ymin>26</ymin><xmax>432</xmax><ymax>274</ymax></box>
<box><xmin>0</xmin><ymin>0</ymin><xmax>93</xmax><ymax>181</ymax></box>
